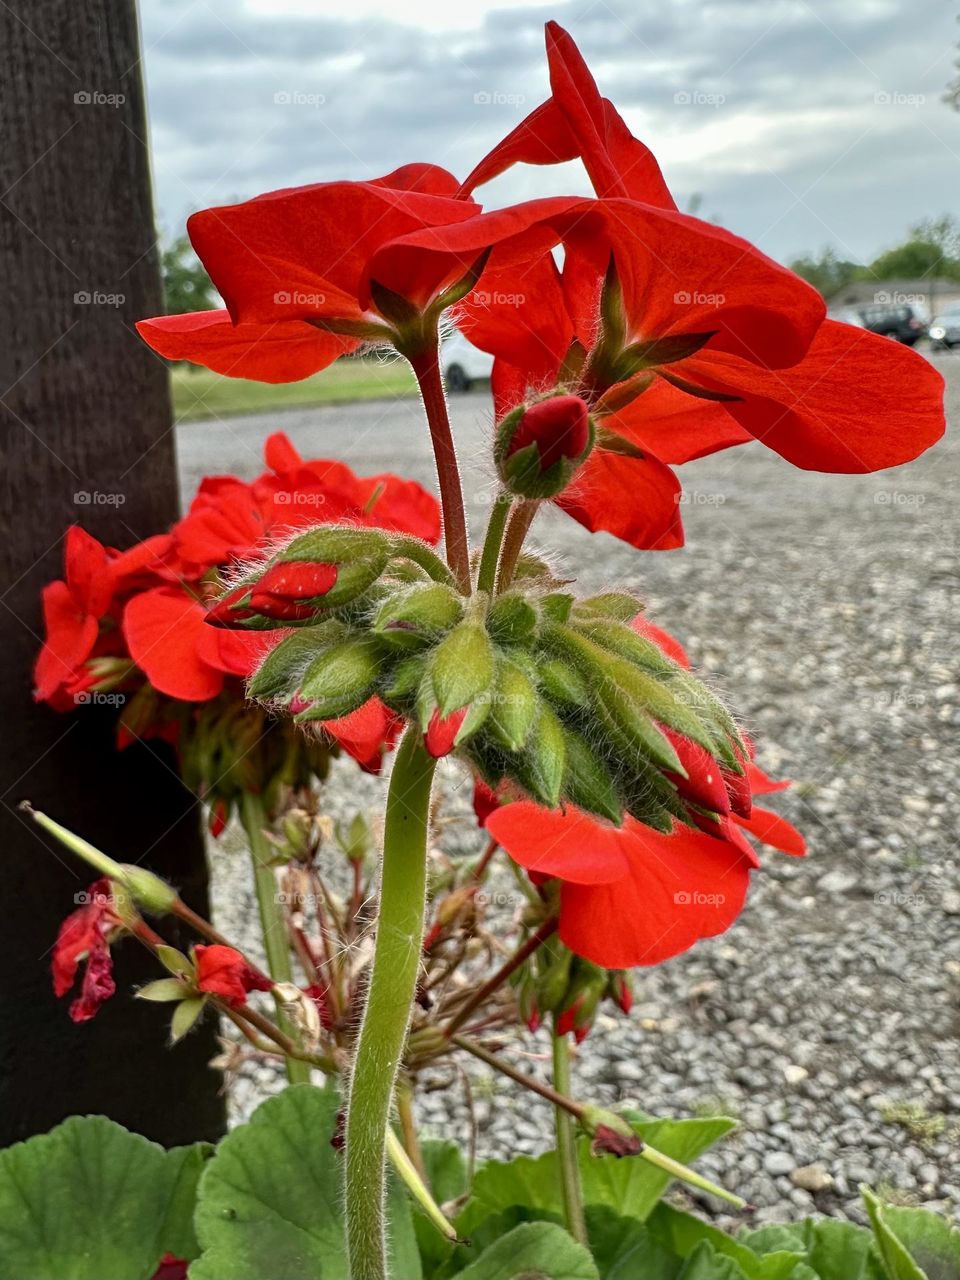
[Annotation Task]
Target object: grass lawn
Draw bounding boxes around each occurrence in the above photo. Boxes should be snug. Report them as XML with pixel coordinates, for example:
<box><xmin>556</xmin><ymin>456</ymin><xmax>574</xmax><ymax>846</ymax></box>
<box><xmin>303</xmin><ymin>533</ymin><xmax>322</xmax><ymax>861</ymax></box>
<box><xmin>171</xmin><ymin>356</ymin><xmax>418</xmax><ymax>422</ymax></box>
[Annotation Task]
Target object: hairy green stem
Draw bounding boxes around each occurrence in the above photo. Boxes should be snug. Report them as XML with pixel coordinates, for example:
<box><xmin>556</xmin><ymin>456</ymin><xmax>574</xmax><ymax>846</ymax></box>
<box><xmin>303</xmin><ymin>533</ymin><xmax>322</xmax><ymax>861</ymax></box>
<box><xmin>476</xmin><ymin>490</ymin><xmax>512</xmax><ymax>594</ymax></box>
<box><xmin>552</xmin><ymin>1026</ymin><xmax>588</xmax><ymax>1245</ymax></box>
<box><xmin>345</xmin><ymin>729</ymin><xmax>437</xmax><ymax>1280</ymax></box>
<box><xmin>240</xmin><ymin>791</ymin><xmax>310</xmax><ymax>1087</ymax></box>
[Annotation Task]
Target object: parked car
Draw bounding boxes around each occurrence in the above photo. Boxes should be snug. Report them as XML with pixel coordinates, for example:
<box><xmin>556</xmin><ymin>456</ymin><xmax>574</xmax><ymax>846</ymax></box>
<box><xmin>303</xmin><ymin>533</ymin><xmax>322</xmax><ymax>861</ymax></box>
<box><xmin>856</xmin><ymin>303</ymin><xmax>925</xmax><ymax>345</ymax></box>
<box><xmin>928</xmin><ymin>307</ymin><xmax>960</xmax><ymax>349</ymax></box>
<box><xmin>441</xmin><ymin>330</ymin><xmax>494</xmax><ymax>391</ymax></box>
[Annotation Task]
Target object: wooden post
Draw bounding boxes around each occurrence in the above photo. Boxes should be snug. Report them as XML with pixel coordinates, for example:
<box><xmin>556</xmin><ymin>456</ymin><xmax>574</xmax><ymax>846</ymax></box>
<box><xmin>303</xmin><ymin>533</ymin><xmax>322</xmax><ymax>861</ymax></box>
<box><xmin>0</xmin><ymin>1</ymin><xmax>225</xmax><ymax>1143</ymax></box>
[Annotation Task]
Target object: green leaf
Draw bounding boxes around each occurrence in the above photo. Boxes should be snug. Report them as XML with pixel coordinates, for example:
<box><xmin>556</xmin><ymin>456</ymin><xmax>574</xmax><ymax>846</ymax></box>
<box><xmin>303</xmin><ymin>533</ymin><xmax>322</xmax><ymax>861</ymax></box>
<box><xmin>457</xmin><ymin>1113</ymin><xmax>735</xmax><ymax>1237</ymax></box>
<box><xmin>453</xmin><ymin>1222</ymin><xmax>599</xmax><ymax>1280</ymax></box>
<box><xmin>0</xmin><ymin>1116</ymin><xmax>210</xmax><ymax>1280</ymax></box>
<box><xmin>737</xmin><ymin>1225</ymin><xmax>808</xmax><ymax>1256</ymax></box>
<box><xmin>800</xmin><ymin>1217</ymin><xmax>884</xmax><ymax>1280</ymax></box>
<box><xmin>585</xmin><ymin>1205</ymin><xmax>681</xmax><ymax>1279</ymax></box>
<box><xmin>648</xmin><ymin>1203</ymin><xmax>806</xmax><ymax>1279</ymax></box>
<box><xmin>677</xmin><ymin>1241</ymin><xmax>753</xmax><ymax>1280</ymax></box>
<box><xmin>191</xmin><ymin>1083</ymin><xmax>419</xmax><ymax>1280</ymax></box>
<box><xmin>864</xmin><ymin>1188</ymin><xmax>960</xmax><ymax>1280</ymax></box>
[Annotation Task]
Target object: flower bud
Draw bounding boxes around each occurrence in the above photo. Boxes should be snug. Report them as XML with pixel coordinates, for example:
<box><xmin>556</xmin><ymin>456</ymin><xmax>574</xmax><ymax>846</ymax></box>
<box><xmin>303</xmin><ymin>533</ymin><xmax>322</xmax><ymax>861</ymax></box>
<box><xmin>512</xmin><ymin>703</ymin><xmax>565</xmax><ymax>807</ymax></box>
<box><xmin>248</xmin><ymin>562</ymin><xmax>338</xmax><ymax>617</ymax></box>
<box><xmin>556</xmin><ymin>961</ymin><xmax>606</xmax><ymax>1042</ymax></box>
<box><xmin>374</xmin><ymin>583</ymin><xmax>463</xmax><ymax>650</ymax></box>
<box><xmin>487</xmin><ymin>593</ymin><xmax>538</xmax><ymax>645</ymax></box>
<box><xmin>487</xmin><ymin>659</ymin><xmax>538</xmax><ymax>753</ymax></box>
<box><xmin>562</xmin><ymin>730</ymin><xmax>622</xmax><ymax>824</ymax></box>
<box><xmin>428</xmin><ymin>621</ymin><xmax>495</xmax><ymax>717</ymax></box>
<box><xmin>295</xmin><ymin>636</ymin><xmax>383</xmax><ymax>720</ymax></box>
<box><xmin>496</xmin><ymin>395</ymin><xmax>593</xmax><ymax>499</ymax></box>
<box><xmin>607</xmin><ymin>971</ymin><xmax>633</xmax><ymax>1014</ymax></box>
<box><xmin>424</xmin><ymin>707</ymin><xmax>468</xmax><ymax>758</ymax></box>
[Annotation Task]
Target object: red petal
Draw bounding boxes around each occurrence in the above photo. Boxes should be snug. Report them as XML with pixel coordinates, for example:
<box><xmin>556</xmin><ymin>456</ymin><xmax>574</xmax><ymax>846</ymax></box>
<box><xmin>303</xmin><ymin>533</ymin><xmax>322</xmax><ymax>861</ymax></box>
<box><xmin>682</xmin><ymin>320</ymin><xmax>945</xmax><ymax>472</ymax></box>
<box><xmin>734</xmin><ymin>806</ymin><xmax>807</xmax><ymax>857</ymax></box>
<box><xmin>123</xmin><ymin>587</ymin><xmax>226</xmax><ymax>701</ymax></box>
<box><xmin>555</xmin><ymin>446</ymin><xmax>684</xmax><ymax>550</ymax></box>
<box><xmin>64</xmin><ymin>526</ymin><xmax>114</xmax><ymax>616</ymax></box>
<box><xmin>69</xmin><ymin>941</ymin><xmax>115</xmax><ymax>1023</ymax></box>
<box><xmin>487</xmin><ymin>802</ymin><xmax>628</xmax><ymax>885</ymax></box>
<box><xmin>424</xmin><ymin>707</ymin><xmax>467</xmax><ymax>758</ymax></box>
<box><xmin>558</xmin><ymin>819</ymin><xmax>753</xmax><ymax>968</ymax></box>
<box><xmin>323</xmin><ymin>698</ymin><xmax>402</xmax><ymax>773</ymax></box>
<box><xmin>137</xmin><ymin>310</ymin><xmax>354</xmax><ymax>383</ymax></box>
<box><xmin>264</xmin><ymin>432</ymin><xmax>303</xmax><ymax>473</ymax></box>
<box><xmin>34</xmin><ymin>581</ymin><xmax>99</xmax><ymax>702</ymax></box>
<box><xmin>662</xmin><ymin>728</ymin><xmax>731</xmax><ymax>815</ymax></box>
<box><xmin>605</xmin><ymin>377</ymin><xmax>752</xmax><ymax>465</ymax></box>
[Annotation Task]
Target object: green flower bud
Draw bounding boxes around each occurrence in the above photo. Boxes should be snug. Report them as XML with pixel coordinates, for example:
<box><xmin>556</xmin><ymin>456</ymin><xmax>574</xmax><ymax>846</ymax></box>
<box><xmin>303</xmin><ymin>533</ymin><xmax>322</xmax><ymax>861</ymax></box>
<box><xmin>513</xmin><ymin>703</ymin><xmax>566</xmax><ymax>807</ymax></box>
<box><xmin>539</xmin><ymin>658</ymin><xmax>591</xmax><ymax>711</ymax></box>
<box><xmin>248</xmin><ymin>625</ymin><xmax>345</xmax><ymax>702</ymax></box>
<box><xmin>296</xmin><ymin>636</ymin><xmax>384</xmax><ymax>720</ymax></box>
<box><xmin>535</xmin><ymin>942</ymin><xmax>573</xmax><ymax>1015</ymax></box>
<box><xmin>562</xmin><ymin>731</ymin><xmax>623</xmax><ymax>824</ymax></box>
<box><xmin>374</xmin><ymin>583</ymin><xmax>463</xmax><ymax>650</ymax></box>
<box><xmin>487</xmin><ymin>658</ymin><xmax>539</xmax><ymax>752</ymax></box>
<box><xmin>278</xmin><ymin>526</ymin><xmax>390</xmax><ymax>565</ymax></box>
<box><xmin>572</xmin><ymin>616</ymin><xmax>679</xmax><ymax>675</ymax></box>
<box><xmin>383</xmin><ymin>654</ymin><xmax>427</xmax><ymax>706</ymax></box>
<box><xmin>487</xmin><ymin>593</ymin><xmax>538</xmax><ymax>645</ymax></box>
<box><xmin>573</xmin><ymin>592</ymin><xmax>643</xmax><ymax>622</ymax></box>
<box><xmin>429</xmin><ymin>621</ymin><xmax>495</xmax><ymax>717</ymax></box>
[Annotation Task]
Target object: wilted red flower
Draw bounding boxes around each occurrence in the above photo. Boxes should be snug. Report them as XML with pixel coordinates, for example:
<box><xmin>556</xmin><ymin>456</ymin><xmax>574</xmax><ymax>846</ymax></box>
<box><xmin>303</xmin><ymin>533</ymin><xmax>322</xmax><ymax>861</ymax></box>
<box><xmin>52</xmin><ymin>878</ymin><xmax>121</xmax><ymax>1023</ymax></box>
<box><xmin>194</xmin><ymin>944</ymin><xmax>273</xmax><ymax>1007</ymax></box>
<box><xmin>136</xmin><ymin>166</ymin><xmax>480</xmax><ymax>380</ymax></box>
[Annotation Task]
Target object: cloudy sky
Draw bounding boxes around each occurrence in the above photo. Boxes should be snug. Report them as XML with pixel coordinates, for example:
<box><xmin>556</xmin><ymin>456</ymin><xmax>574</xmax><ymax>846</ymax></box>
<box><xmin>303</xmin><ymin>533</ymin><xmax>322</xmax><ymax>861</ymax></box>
<box><xmin>140</xmin><ymin>0</ymin><xmax>958</xmax><ymax>267</ymax></box>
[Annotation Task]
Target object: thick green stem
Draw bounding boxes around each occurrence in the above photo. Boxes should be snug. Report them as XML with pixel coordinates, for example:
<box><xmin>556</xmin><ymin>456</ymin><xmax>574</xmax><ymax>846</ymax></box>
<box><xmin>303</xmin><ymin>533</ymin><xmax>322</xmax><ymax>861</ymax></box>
<box><xmin>409</xmin><ymin>345</ymin><xmax>471</xmax><ymax>594</ymax></box>
<box><xmin>552</xmin><ymin>1026</ymin><xmax>588</xmax><ymax>1245</ymax></box>
<box><xmin>476</xmin><ymin>490</ymin><xmax>512</xmax><ymax>594</ymax></box>
<box><xmin>345</xmin><ymin>729</ymin><xmax>437</xmax><ymax>1280</ymax></box>
<box><xmin>240</xmin><ymin>791</ymin><xmax>310</xmax><ymax>1087</ymax></box>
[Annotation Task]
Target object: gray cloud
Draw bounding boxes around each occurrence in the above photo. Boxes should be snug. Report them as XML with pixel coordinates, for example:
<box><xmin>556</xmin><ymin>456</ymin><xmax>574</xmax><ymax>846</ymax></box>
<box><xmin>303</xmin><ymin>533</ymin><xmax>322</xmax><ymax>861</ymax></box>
<box><xmin>141</xmin><ymin>0</ymin><xmax>959</xmax><ymax>265</ymax></box>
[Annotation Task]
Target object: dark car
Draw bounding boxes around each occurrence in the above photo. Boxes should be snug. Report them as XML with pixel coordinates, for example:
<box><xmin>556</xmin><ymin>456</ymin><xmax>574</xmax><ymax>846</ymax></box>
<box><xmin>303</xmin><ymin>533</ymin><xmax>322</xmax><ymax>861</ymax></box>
<box><xmin>857</xmin><ymin>303</ymin><xmax>925</xmax><ymax>345</ymax></box>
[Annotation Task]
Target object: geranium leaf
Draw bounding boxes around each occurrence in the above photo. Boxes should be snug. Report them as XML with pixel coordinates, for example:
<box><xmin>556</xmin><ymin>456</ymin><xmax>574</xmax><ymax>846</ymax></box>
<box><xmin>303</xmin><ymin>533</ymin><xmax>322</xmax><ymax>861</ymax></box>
<box><xmin>649</xmin><ymin>1203</ymin><xmax>806</xmax><ymax>1278</ymax></box>
<box><xmin>864</xmin><ymin>1188</ymin><xmax>960</xmax><ymax>1280</ymax></box>
<box><xmin>0</xmin><ymin>1115</ymin><xmax>210</xmax><ymax>1279</ymax></box>
<box><xmin>800</xmin><ymin>1217</ymin><xmax>884</xmax><ymax>1280</ymax></box>
<box><xmin>452</xmin><ymin>1222</ymin><xmax>599</xmax><ymax>1280</ymax></box>
<box><xmin>191</xmin><ymin>1083</ymin><xmax>419</xmax><ymax>1280</ymax></box>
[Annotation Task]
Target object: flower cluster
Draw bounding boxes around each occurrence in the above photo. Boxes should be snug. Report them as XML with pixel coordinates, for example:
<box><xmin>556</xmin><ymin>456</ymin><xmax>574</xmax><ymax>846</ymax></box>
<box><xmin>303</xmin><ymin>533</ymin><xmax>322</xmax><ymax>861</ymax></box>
<box><xmin>34</xmin><ymin>432</ymin><xmax>440</xmax><ymax>829</ymax></box>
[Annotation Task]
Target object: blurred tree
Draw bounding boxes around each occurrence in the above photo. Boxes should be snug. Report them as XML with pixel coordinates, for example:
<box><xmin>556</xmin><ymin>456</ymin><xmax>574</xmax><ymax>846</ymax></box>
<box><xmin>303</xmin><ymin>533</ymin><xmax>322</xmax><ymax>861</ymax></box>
<box><xmin>788</xmin><ymin>247</ymin><xmax>865</xmax><ymax>297</ymax></box>
<box><xmin>161</xmin><ymin>235</ymin><xmax>217</xmax><ymax>315</ymax></box>
<box><xmin>869</xmin><ymin>216</ymin><xmax>960</xmax><ymax>281</ymax></box>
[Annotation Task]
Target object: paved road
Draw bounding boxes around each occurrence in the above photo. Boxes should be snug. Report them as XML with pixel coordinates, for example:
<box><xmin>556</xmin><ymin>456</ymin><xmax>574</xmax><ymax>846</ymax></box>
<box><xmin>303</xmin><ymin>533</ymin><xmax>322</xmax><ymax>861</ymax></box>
<box><xmin>179</xmin><ymin>350</ymin><xmax>959</xmax><ymax>1218</ymax></box>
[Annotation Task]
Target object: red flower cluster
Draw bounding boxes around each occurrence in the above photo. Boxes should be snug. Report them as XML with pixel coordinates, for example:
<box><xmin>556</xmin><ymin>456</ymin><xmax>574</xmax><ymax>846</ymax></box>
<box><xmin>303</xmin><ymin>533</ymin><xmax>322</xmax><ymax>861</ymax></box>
<box><xmin>483</xmin><ymin>620</ymin><xmax>806</xmax><ymax>971</ymax></box>
<box><xmin>34</xmin><ymin>432</ymin><xmax>439</xmax><ymax>776</ymax></box>
<box><xmin>139</xmin><ymin>24</ymin><xmax>942</xmax><ymax>554</ymax></box>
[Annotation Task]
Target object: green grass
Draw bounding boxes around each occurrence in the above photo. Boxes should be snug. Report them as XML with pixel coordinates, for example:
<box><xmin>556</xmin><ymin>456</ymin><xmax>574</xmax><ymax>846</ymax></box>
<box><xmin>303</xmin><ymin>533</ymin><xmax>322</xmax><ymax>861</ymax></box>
<box><xmin>171</xmin><ymin>356</ymin><xmax>418</xmax><ymax>422</ymax></box>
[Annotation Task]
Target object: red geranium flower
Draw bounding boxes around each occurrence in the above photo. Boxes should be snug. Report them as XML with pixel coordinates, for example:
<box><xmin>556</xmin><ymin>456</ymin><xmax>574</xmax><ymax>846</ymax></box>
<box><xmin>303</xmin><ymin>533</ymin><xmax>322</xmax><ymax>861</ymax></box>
<box><xmin>52</xmin><ymin>878</ymin><xmax>121</xmax><ymax>1023</ymax></box>
<box><xmin>136</xmin><ymin>166</ymin><xmax>480</xmax><ymax>381</ymax></box>
<box><xmin>194</xmin><ymin>944</ymin><xmax>273</xmax><ymax>1007</ymax></box>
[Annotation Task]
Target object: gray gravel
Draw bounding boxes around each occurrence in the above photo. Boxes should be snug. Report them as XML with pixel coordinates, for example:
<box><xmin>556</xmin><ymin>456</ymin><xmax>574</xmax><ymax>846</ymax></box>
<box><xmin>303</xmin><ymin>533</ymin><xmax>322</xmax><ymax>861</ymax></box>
<box><xmin>183</xmin><ymin>346</ymin><xmax>959</xmax><ymax>1224</ymax></box>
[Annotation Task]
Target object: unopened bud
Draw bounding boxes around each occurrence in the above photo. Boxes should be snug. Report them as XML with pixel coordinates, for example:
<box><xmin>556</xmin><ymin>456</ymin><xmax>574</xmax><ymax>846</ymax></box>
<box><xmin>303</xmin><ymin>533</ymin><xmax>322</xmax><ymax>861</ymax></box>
<box><xmin>119</xmin><ymin>865</ymin><xmax>178</xmax><ymax>915</ymax></box>
<box><xmin>496</xmin><ymin>395</ymin><xmax>593</xmax><ymax>499</ymax></box>
<box><xmin>248</xmin><ymin>561</ymin><xmax>339</xmax><ymax>617</ymax></box>
<box><xmin>374</xmin><ymin>583</ymin><xmax>463</xmax><ymax>650</ymax></box>
<box><xmin>487</xmin><ymin>593</ymin><xmax>538</xmax><ymax>645</ymax></box>
<box><xmin>296</xmin><ymin>637</ymin><xmax>383</xmax><ymax>720</ymax></box>
<box><xmin>487</xmin><ymin>660</ymin><xmax>538</xmax><ymax>753</ymax></box>
<box><xmin>428</xmin><ymin>621</ymin><xmax>495</xmax><ymax>718</ymax></box>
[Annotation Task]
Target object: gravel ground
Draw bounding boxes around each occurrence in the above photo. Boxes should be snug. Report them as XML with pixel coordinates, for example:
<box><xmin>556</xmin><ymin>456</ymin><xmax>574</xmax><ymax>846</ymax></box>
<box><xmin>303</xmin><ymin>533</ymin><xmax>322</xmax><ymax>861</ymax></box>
<box><xmin>182</xmin><ymin>347</ymin><xmax>958</xmax><ymax>1226</ymax></box>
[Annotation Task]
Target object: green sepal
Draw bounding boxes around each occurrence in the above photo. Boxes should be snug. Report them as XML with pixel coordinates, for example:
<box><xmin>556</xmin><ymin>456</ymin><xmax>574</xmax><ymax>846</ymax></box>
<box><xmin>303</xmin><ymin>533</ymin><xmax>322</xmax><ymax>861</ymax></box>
<box><xmin>513</xmin><ymin>704</ymin><xmax>566</xmax><ymax>807</ymax></box>
<box><xmin>170</xmin><ymin>996</ymin><xmax>206</xmax><ymax>1043</ymax></box>
<box><xmin>573</xmin><ymin>593</ymin><xmax>643</xmax><ymax>622</ymax></box>
<box><xmin>137</xmin><ymin>978</ymin><xmax>189</xmax><ymax>1003</ymax></box>
<box><xmin>539</xmin><ymin>657</ymin><xmax>591</xmax><ymax>711</ymax></box>
<box><xmin>277</xmin><ymin>525</ymin><xmax>390</xmax><ymax>565</ymax></box>
<box><xmin>571</xmin><ymin>615</ymin><xmax>679</xmax><ymax>674</ymax></box>
<box><xmin>382</xmin><ymin>654</ymin><xmax>427</xmax><ymax>707</ymax></box>
<box><xmin>541</xmin><ymin>594</ymin><xmax>574</xmax><ymax>624</ymax></box>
